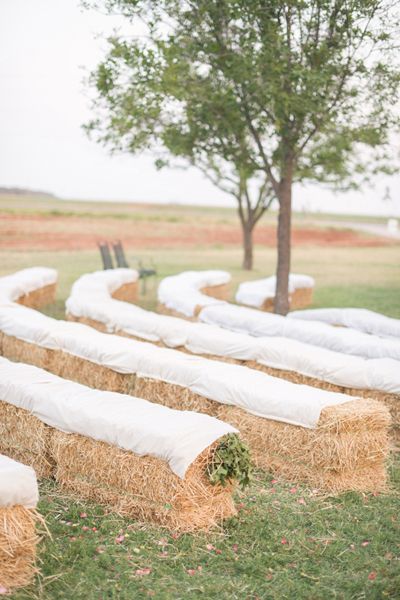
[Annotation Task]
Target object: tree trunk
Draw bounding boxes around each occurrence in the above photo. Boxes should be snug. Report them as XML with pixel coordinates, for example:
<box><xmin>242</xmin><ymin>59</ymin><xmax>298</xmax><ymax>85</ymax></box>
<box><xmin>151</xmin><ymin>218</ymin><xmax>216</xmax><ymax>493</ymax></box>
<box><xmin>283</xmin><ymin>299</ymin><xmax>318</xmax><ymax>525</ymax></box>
<box><xmin>274</xmin><ymin>168</ymin><xmax>293</xmax><ymax>315</ymax></box>
<box><xmin>241</xmin><ymin>219</ymin><xmax>254</xmax><ymax>270</ymax></box>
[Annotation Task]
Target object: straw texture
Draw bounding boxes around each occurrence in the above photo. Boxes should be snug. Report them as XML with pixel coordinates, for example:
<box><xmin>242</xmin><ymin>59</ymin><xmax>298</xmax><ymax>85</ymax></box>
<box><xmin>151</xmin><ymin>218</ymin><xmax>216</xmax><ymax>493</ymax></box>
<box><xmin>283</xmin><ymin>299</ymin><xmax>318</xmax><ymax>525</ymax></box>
<box><xmin>200</xmin><ymin>283</ymin><xmax>230</xmax><ymax>301</ymax></box>
<box><xmin>51</xmin><ymin>431</ymin><xmax>236</xmax><ymax>532</ymax></box>
<box><xmin>0</xmin><ymin>398</ymin><xmax>237</xmax><ymax>531</ymax></box>
<box><xmin>111</xmin><ymin>281</ymin><xmax>139</xmax><ymax>304</ymax></box>
<box><xmin>0</xmin><ymin>400</ymin><xmax>54</xmax><ymax>478</ymax></box>
<box><xmin>67</xmin><ymin>311</ymin><xmax>399</xmax><ymax>443</ymax></box>
<box><xmin>257</xmin><ymin>286</ymin><xmax>313</xmax><ymax>311</ymax></box>
<box><xmin>245</xmin><ymin>361</ymin><xmax>399</xmax><ymax>443</ymax></box>
<box><xmin>0</xmin><ymin>505</ymin><xmax>39</xmax><ymax>591</ymax></box>
<box><xmin>1</xmin><ymin>333</ymin><xmax>391</xmax><ymax>492</ymax></box>
<box><xmin>16</xmin><ymin>283</ymin><xmax>57</xmax><ymax>309</ymax></box>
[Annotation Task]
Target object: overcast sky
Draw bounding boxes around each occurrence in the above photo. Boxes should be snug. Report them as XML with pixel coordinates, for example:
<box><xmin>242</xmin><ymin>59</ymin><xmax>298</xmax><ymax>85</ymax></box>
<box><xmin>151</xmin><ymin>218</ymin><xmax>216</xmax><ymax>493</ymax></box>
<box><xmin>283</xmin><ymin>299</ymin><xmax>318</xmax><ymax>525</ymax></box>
<box><xmin>1</xmin><ymin>0</ymin><xmax>399</xmax><ymax>215</ymax></box>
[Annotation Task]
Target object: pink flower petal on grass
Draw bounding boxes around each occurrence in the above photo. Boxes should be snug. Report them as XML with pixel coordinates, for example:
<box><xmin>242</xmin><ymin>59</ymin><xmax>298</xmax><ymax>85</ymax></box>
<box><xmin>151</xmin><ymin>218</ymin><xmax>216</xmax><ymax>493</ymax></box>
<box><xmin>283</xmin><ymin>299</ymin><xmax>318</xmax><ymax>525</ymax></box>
<box><xmin>0</xmin><ymin>587</ymin><xmax>8</xmax><ymax>595</ymax></box>
<box><xmin>135</xmin><ymin>568</ymin><xmax>152</xmax><ymax>576</ymax></box>
<box><xmin>115</xmin><ymin>534</ymin><xmax>125</xmax><ymax>544</ymax></box>
<box><xmin>281</xmin><ymin>538</ymin><xmax>288</xmax><ymax>545</ymax></box>
<box><xmin>206</xmin><ymin>544</ymin><xmax>215</xmax><ymax>551</ymax></box>
<box><xmin>368</xmin><ymin>572</ymin><xmax>377</xmax><ymax>581</ymax></box>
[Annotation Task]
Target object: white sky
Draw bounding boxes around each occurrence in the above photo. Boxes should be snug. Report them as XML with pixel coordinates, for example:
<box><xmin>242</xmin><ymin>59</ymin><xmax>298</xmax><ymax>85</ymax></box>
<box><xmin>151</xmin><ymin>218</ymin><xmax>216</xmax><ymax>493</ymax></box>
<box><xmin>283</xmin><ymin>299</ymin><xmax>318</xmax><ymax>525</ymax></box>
<box><xmin>0</xmin><ymin>0</ymin><xmax>399</xmax><ymax>216</ymax></box>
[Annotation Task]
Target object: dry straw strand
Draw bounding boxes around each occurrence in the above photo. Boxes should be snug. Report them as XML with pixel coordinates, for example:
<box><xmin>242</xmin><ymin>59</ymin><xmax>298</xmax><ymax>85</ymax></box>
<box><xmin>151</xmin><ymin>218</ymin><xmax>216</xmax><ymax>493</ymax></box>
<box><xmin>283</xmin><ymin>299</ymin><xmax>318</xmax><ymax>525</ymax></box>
<box><xmin>0</xmin><ymin>505</ymin><xmax>39</xmax><ymax>591</ymax></box>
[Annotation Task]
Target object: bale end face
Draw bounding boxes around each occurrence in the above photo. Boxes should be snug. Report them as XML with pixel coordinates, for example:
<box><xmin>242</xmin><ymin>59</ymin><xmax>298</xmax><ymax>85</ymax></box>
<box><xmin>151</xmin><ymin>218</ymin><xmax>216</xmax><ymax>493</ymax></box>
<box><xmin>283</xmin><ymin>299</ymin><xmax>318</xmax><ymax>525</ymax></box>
<box><xmin>200</xmin><ymin>283</ymin><xmax>230</xmax><ymax>301</ymax></box>
<box><xmin>0</xmin><ymin>401</ymin><xmax>55</xmax><ymax>479</ymax></box>
<box><xmin>50</xmin><ymin>431</ymin><xmax>250</xmax><ymax>532</ymax></box>
<box><xmin>0</xmin><ymin>506</ymin><xmax>39</xmax><ymax>591</ymax></box>
<box><xmin>16</xmin><ymin>283</ymin><xmax>57</xmax><ymax>309</ymax></box>
<box><xmin>111</xmin><ymin>281</ymin><xmax>139</xmax><ymax>304</ymax></box>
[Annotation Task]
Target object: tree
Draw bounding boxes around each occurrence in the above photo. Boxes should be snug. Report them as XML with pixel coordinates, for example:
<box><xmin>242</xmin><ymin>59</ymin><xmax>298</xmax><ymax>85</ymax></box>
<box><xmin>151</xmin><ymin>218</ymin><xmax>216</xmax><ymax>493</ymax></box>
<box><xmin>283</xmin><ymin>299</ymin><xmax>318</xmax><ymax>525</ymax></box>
<box><xmin>86</xmin><ymin>0</ymin><xmax>400</xmax><ymax>312</ymax></box>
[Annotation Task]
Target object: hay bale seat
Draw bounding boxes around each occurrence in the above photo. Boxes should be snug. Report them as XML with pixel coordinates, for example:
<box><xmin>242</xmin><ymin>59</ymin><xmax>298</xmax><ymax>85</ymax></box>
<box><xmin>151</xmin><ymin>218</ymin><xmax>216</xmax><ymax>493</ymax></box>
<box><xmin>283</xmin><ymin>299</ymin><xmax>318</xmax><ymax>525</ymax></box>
<box><xmin>157</xmin><ymin>270</ymin><xmax>231</xmax><ymax>319</ymax></box>
<box><xmin>288</xmin><ymin>307</ymin><xmax>400</xmax><ymax>339</ymax></box>
<box><xmin>0</xmin><ymin>267</ymin><xmax>57</xmax><ymax>309</ymax></box>
<box><xmin>157</xmin><ymin>271</ymin><xmax>400</xmax><ymax>362</ymax></box>
<box><xmin>236</xmin><ymin>274</ymin><xmax>315</xmax><ymax>312</ymax></box>
<box><xmin>65</xmin><ymin>270</ymin><xmax>400</xmax><ymax>443</ymax></box>
<box><xmin>0</xmin><ymin>357</ymin><xmax>242</xmax><ymax>532</ymax></box>
<box><xmin>0</xmin><ymin>454</ymin><xmax>39</xmax><ymax>592</ymax></box>
<box><xmin>198</xmin><ymin>303</ymin><xmax>400</xmax><ymax>361</ymax></box>
<box><xmin>0</xmin><ymin>317</ymin><xmax>391</xmax><ymax>494</ymax></box>
<box><xmin>67</xmin><ymin>268</ymin><xmax>139</xmax><ymax>306</ymax></box>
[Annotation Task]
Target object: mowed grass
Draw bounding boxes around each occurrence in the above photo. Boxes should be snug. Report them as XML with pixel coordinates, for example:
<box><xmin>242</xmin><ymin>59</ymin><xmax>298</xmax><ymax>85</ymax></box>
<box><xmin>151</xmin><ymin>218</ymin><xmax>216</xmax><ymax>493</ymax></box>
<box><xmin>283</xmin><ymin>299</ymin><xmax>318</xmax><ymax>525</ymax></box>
<box><xmin>2</xmin><ymin>201</ymin><xmax>400</xmax><ymax>599</ymax></box>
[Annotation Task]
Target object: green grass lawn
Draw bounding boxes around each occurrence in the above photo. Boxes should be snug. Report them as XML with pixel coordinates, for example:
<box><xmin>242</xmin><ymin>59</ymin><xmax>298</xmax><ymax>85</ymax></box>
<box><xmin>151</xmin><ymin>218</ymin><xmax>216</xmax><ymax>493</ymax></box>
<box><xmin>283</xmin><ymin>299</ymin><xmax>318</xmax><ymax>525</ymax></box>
<box><xmin>2</xmin><ymin>202</ymin><xmax>400</xmax><ymax>599</ymax></box>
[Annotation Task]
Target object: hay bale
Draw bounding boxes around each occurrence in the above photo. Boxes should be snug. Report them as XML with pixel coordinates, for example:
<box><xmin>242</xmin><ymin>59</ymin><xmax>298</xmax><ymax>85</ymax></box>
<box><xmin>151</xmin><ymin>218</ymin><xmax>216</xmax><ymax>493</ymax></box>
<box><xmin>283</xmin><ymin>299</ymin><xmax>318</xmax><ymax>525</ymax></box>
<box><xmin>200</xmin><ymin>283</ymin><xmax>230</xmax><ymax>301</ymax></box>
<box><xmin>290</xmin><ymin>286</ymin><xmax>313</xmax><ymax>310</ymax></box>
<box><xmin>16</xmin><ymin>283</ymin><xmax>57</xmax><ymax>309</ymax></box>
<box><xmin>156</xmin><ymin>304</ymin><xmax>198</xmax><ymax>320</ymax></box>
<box><xmin>0</xmin><ymin>398</ymin><xmax>238</xmax><ymax>532</ymax></box>
<box><xmin>0</xmin><ymin>505</ymin><xmax>39</xmax><ymax>591</ymax></box>
<box><xmin>0</xmin><ymin>401</ymin><xmax>54</xmax><ymax>478</ymax></box>
<box><xmin>259</xmin><ymin>286</ymin><xmax>313</xmax><ymax>311</ymax></box>
<box><xmin>51</xmin><ymin>431</ymin><xmax>236</xmax><ymax>532</ymax></box>
<box><xmin>111</xmin><ymin>281</ymin><xmax>139</xmax><ymax>304</ymax></box>
<box><xmin>67</xmin><ymin>310</ymin><xmax>399</xmax><ymax>444</ymax></box>
<box><xmin>1</xmin><ymin>334</ymin><xmax>390</xmax><ymax>493</ymax></box>
<box><xmin>245</xmin><ymin>361</ymin><xmax>399</xmax><ymax>443</ymax></box>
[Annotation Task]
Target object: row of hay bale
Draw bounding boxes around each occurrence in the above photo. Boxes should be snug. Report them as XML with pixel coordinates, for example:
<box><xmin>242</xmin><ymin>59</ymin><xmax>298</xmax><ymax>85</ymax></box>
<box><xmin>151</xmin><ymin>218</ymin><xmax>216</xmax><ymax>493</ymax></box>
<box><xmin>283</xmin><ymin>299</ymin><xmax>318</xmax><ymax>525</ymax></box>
<box><xmin>0</xmin><ymin>454</ymin><xmax>39</xmax><ymax>592</ymax></box>
<box><xmin>0</xmin><ymin>269</ymin><xmax>393</xmax><ymax>493</ymax></box>
<box><xmin>66</xmin><ymin>269</ymin><xmax>400</xmax><ymax>440</ymax></box>
<box><xmin>157</xmin><ymin>271</ymin><xmax>400</xmax><ymax>360</ymax></box>
<box><xmin>0</xmin><ymin>356</ymin><xmax>247</xmax><ymax>532</ymax></box>
<box><xmin>289</xmin><ymin>307</ymin><xmax>400</xmax><ymax>339</ymax></box>
<box><xmin>1</xmin><ymin>266</ymin><xmax>396</xmax><ymax>592</ymax></box>
<box><xmin>0</xmin><ymin>267</ymin><xmax>57</xmax><ymax>309</ymax></box>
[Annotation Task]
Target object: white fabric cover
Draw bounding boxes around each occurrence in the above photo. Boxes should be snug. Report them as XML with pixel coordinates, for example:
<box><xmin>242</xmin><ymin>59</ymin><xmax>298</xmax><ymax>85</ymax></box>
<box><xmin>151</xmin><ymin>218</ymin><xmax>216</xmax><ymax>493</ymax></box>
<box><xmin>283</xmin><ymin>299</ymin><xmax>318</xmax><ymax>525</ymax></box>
<box><xmin>0</xmin><ymin>303</ymin><xmax>352</xmax><ymax>429</ymax></box>
<box><xmin>236</xmin><ymin>274</ymin><xmax>315</xmax><ymax>308</ymax></box>
<box><xmin>157</xmin><ymin>270</ymin><xmax>230</xmax><ymax>317</ymax></box>
<box><xmin>66</xmin><ymin>270</ymin><xmax>400</xmax><ymax>394</ymax></box>
<box><xmin>200</xmin><ymin>304</ymin><xmax>400</xmax><ymax>361</ymax></box>
<box><xmin>0</xmin><ymin>267</ymin><xmax>57</xmax><ymax>303</ymax></box>
<box><xmin>0</xmin><ymin>454</ymin><xmax>39</xmax><ymax>508</ymax></box>
<box><xmin>289</xmin><ymin>307</ymin><xmax>400</xmax><ymax>339</ymax></box>
<box><xmin>70</xmin><ymin>268</ymin><xmax>139</xmax><ymax>299</ymax></box>
<box><xmin>0</xmin><ymin>357</ymin><xmax>237</xmax><ymax>480</ymax></box>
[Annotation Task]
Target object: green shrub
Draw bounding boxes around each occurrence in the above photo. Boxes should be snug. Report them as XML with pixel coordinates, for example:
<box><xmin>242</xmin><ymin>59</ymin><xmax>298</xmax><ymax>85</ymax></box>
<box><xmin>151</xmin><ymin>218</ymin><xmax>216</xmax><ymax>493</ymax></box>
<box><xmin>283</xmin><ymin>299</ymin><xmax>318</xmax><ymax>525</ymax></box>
<box><xmin>207</xmin><ymin>434</ymin><xmax>252</xmax><ymax>489</ymax></box>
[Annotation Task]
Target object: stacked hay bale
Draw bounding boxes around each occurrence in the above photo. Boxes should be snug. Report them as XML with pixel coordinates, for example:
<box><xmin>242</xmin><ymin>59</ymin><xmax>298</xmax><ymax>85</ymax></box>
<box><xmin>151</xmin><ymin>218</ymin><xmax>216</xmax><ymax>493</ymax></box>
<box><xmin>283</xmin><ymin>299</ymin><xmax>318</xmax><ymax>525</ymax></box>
<box><xmin>0</xmin><ymin>454</ymin><xmax>39</xmax><ymax>592</ymax></box>
<box><xmin>0</xmin><ymin>299</ymin><xmax>391</xmax><ymax>493</ymax></box>
<box><xmin>65</xmin><ymin>270</ymin><xmax>400</xmax><ymax>441</ymax></box>
<box><xmin>289</xmin><ymin>307</ymin><xmax>400</xmax><ymax>338</ymax></box>
<box><xmin>0</xmin><ymin>267</ymin><xmax>57</xmax><ymax>308</ymax></box>
<box><xmin>236</xmin><ymin>274</ymin><xmax>315</xmax><ymax>311</ymax></box>
<box><xmin>0</xmin><ymin>357</ymin><xmax>249</xmax><ymax>532</ymax></box>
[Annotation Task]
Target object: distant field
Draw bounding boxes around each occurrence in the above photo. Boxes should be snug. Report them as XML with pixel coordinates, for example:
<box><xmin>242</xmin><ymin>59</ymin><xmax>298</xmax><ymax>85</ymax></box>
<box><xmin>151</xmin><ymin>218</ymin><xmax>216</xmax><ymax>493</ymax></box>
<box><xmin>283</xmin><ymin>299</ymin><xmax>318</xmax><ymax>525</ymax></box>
<box><xmin>0</xmin><ymin>193</ymin><xmax>399</xmax><ymax>317</ymax></box>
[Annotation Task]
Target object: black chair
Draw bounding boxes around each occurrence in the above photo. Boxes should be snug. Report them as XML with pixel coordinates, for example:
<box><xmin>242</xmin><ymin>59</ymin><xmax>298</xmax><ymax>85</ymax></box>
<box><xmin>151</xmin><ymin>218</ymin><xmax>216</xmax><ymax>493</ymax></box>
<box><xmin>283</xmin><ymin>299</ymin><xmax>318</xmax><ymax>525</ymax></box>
<box><xmin>112</xmin><ymin>240</ymin><xmax>129</xmax><ymax>268</ymax></box>
<box><xmin>108</xmin><ymin>240</ymin><xmax>157</xmax><ymax>294</ymax></box>
<box><xmin>98</xmin><ymin>242</ymin><xmax>114</xmax><ymax>270</ymax></box>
